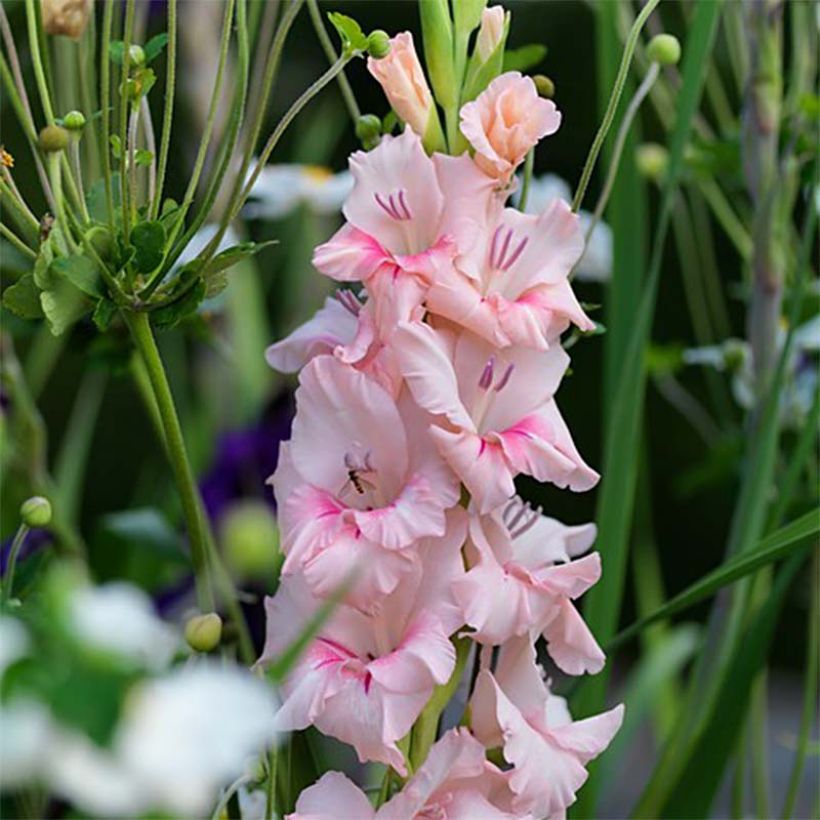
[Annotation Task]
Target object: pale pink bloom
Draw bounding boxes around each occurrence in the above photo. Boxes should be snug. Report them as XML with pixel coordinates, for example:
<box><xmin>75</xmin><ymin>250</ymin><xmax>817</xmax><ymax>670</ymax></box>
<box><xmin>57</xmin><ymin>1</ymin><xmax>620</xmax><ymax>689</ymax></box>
<box><xmin>453</xmin><ymin>501</ymin><xmax>605</xmax><ymax>674</ymax></box>
<box><xmin>270</xmin><ymin>355</ymin><xmax>459</xmax><ymax>608</ymax></box>
<box><xmin>475</xmin><ymin>7</ymin><xmax>507</xmax><ymax>63</ymax></box>
<box><xmin>259</xmin><ymin>515</ymin><xmax>467</xmax><ymax>774</ymax></box>
<box><xmin>288</xmin><ymin>729</ymin><xmax>529</xmax><ymax>820</ymax></box>
<box><xmin>367</xmin><ymin>32</ymin><xmax>435</xmax><ymax>139</ymax></box>
<box><xmin>460</xmin><ymin>72</ymin><xmax>561</xmax><ymax>182</ymax></box>
<box><xmin>393</xmin><ymin>321</ymin><xmax>599</xmax><ymax>513</ymax></box>
<box><xmin>313</xmin><ymin>129</ymin><xmax>496</xmax><ymax>290</ymax></box>
<box><xmin>425</xmin><ymin>199</ymin><xmax>595</xmax><ymax>349</ymax></box>
<box><xmin>471</xmin><ymin>637</ymin><xmax>624</xmax><ymax>817</ymax></box>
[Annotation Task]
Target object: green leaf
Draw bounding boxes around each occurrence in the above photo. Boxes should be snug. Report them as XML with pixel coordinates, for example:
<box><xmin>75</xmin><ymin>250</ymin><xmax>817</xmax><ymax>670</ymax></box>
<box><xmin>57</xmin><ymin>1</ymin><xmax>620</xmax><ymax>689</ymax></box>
<box><xmin>50</xmin><ymin>255</ymin><xmax>103</xmax><ymax>298</ymax></box>
<box><xmin>92</xmin><ymin>298</ymin><xmax>117</xmax><ymax>331</ymax></box>
<box><xmin>108</xmin><ymin>40</ymin><xmax>125</xmax><ymax>65</ymax></box>
<box><xmin>144</xmin><ymin>32</ymin><xmax>169</xmax><ymax>63</ymax></box>
<box><xmin>461</xmin><ymin>17</ymin><xmax>510</xmax><ymax>104</ymax></box>
<box><xmin>152</xmin><ymin>278</ymin><xmax>206</xmax><ymax>329</ymax></box>
<box><xmin>608</xmin><ymin>509</ymin><xmax>820</xmax><ymax>651</ymax></box>
<box><xmin>40</xmin><ymin>282</ymin><xmax>90</xmax><ymax>336</ymax></box>
<box><xmin>86</xmin><ymin>173</ymin><xmax>122</xmax><ymax>224</ymax></box>
<box><xmin>195</xmin><ymin>240</ymin><xmax>276</xmax><ymax>298</ymax></box>
<box><xmin>326</xmin><ymin>12</ymin><xmax>368</xmax><ymax>55</ymax></box>
<box><xmin>109</xmin><ymin>134</ymin><xmax>122</xmax><ymax>159</ymax></box>
<box><xmin>130</xmin><ymin>220</ymin><xmax>166</xmax><ymax>274</ymax></box>
<box><xmin>134</xmin><ymin>149</ymin><xmax>153</xmax><ymax>167</ymax></box>
<box><xmin>503</xmin><ymin>44</ymin><xmax>547</xmax><ymax>73</ymax></box>
<box><xmin>2</xmin><ymin>273</ymin><xmax>44</xmax><ymax>319</ymax></box>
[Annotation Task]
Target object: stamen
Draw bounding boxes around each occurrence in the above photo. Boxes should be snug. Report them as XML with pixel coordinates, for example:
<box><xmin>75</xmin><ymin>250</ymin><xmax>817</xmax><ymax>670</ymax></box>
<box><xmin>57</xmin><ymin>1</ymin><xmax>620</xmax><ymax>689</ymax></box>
<box><xmin>397</xmin><ymin>189</ymin><xmax>412</xmax><ymax>220</ymax></box>
<box><xmin>497</xmin><ymin>227</ymin><xmax>513</xmax><ymax>269</ymax></box>
<box><xmin>489</xmin><ymin>226</ymin><xmax>503</xmax><ymax>269</ymax></box>
<box><xmin>335</xmin><ymin>289</ymin><xmax>362</xmax><ymax>316</ymax></box>
<box><xmin>494</xmin><ymin>363</ymin><xmax>515</xmax><ymax>392</ymax></box>
<box><xmin>503</xmin><ymin>496</ymin><xmax>543</xmax><ymax>539</ymax></box>
<box><xmin>501</xmin><ymin>236</ymin><xmax>528</xmax><ymax>270</ymax></box>
<box><xmin>478</xmin><ymin>356</ymin><xmax>495</xmax><ymax>391</ymax></box>
<box><xmin>374</xmin><ymin>190</ymin><xmax>411</xmax><ymax>221</ymax></box>
<box><xmin>374</xmin><ymin>192</ymin><xmax>401</xmax><ymax>220</ymax></box>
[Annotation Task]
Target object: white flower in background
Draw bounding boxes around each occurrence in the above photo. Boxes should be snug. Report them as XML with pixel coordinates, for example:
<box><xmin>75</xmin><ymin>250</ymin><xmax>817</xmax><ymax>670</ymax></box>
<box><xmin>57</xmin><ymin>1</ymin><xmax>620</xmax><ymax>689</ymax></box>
<box><xmin>684</xmin><ymin>316</ymin><xmax>820</xmax><ymax>429</ymax></box>
<box><xmin>69</xmin><ymin>582</ymin><xmax>178</xmax><ymax>670</ymax></box>
<box><xmin>0</xmin><ymin>700</ymin><xmax>53</xmax><ymax>788</ymax></box>
<box><xmin>242</xmin><ymin>164</ymin><xmax>353</xmax><ymax>221</ymax></box>
<box><xmin>174</xmin><ymin>223</ymin><xmax>241</xmax><ymax>270</ymax></box>
<box><xmin>0</xmin><ymin>616</ymin><xmax>29</xmax><ymax>675</ymax></box>
<box><xmin>516</xmin><ymin>173</ymin><xmax>613</xmax><ymax>283</ymax></box>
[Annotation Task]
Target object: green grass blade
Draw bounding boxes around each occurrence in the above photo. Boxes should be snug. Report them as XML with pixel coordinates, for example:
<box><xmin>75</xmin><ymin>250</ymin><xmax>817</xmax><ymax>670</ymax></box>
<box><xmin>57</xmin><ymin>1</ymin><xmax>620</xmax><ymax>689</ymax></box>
<box><xmin>608</xmin><ymin>508</ymin><xmax>820</xmax><ymax>651</ymax></box>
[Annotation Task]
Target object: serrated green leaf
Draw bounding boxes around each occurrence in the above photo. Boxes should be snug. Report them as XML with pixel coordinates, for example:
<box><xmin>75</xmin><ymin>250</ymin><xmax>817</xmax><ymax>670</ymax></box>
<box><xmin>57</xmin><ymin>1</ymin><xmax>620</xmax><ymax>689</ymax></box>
<box><xmin>199</xmin><ymin>240</ymin><xmax>276</xmax><ymax>279</ymax></box>
<box><xmin>144</xmin><ymin>32</ymin><xmax>169</xmax><ymax>63</ymax></box>
<box><xmin>50</xmin><ymin>255</ymin><xmax>103</xmax><ymax>298</ymax></box>
<box><xmin>130</xmin><ymin>220</ymin><xmax>166</xmax><ymax>274</ymax></box>
<box><xmin>503</xmin><ymin>43</ymin><xmax>547</xmax><ymax>73</ymax></box>
<box><xmin>327</xmin><ymin>12</ymin><xmax>368</xmax><ymax>55</ymax></box>
<box><xmin>2</xmin><ymin>273</ymin><xmax>44</xmax><ymax>319</ymax></box>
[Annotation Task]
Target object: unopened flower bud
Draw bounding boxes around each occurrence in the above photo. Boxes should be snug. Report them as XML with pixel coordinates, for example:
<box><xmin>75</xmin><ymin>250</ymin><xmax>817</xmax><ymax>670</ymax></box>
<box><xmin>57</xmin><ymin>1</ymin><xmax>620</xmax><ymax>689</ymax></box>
<box><xmin>128</xmin><ymin>44</ymin><xmax>146</xmax><ymax>67</ymax></box>
<box><xmin>647</xmin><ymin>34</ymin><xmax>681</xmax><ymax>66</ymax></box>
<box><xmin>39</xmin><ymin>125</ymin><xmax>69</xmax><ymax>153</ymax></box>
<box><xmin>475</xmin><ymin>6</ymin><xmax>506</xmax><ymax>63</ymax></box>
<box><xmin>63</xmin><ymin>110</ymin><xmax>86</xmax><ymax>132</ymax></box>
<box><xmin>532</xmin><ymin>74</ymin><xmax>555</xmax><ymax>99</ymax></box>
<box><xmin>221</xmin><ymin>501</ymin><xmax>280</xmax><ymax>579</ymax></box>
<box><xmin>20</xmin><ymin>496</ymin><xmax>52</xmax><ymax>528</ymax></box>
<box><xmin>42</xmin><ymin>0</ymin><xmax>92</xmax><ymax>39</ymax></box>
<box><xmin>636</xmin><ymin>142</ymin><xmax>668</xmax><ymax>181</ymax></box>
<box><xmin>366</xmin><ymin>30</ymin><xmax>391</xmax><ymax>60</ymax></box>
<box><xmin>185</xmin><ymin>612</ymin><xmax>222</xmax><ymax>653</ymax></box>
<box><xmin>355</xmin><ymin>114</ymin><xmax>382</xmax><ymax>150</ymax></box>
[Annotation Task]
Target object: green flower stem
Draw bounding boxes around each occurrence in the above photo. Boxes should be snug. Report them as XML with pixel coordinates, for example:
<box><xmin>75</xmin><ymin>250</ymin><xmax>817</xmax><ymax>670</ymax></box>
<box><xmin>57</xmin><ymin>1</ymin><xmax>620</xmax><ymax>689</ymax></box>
<box><xmin>69</xmin><ymin>141</ymin><xmax>90</xmax><ymax>223</ymax></box>
<box><xmin>48</xmin><ymin>154</ymin><xmax>77</xmax><ymax>254</ymax></box>
<box><xmin>572</xmin><ymin>0</ymin><xmax>660</xmax><ymax>213</ymax></box>
<box><xmin>0</xmin><ymin>174</ymin><xmax>40</xmax><ymax>241</ymax></box>
<box><xmin>0</xmin><ymin>222</ymin><xmax>37</xmax><ymax>259</ymax></box>
<box><xmin>699</xmin><ymin>177</ymin><xmax>753</xmax><ymax>262</ymax></box>
<box><xmin>127</xmin><ymin>105</ymin><xmax>140</xmax><ymax>223</ymax></box>
<box><xmin>2</xmin><ymin>524</ymin><xmax>30</xmax><ymax>603</ymax></box>
<box><xmin>24</xmin><ymin>0</ymin><xmax>54</xmax><ymax>123</ymax></box>
<box><xmin>118</xmin><ymin>0</ymin><xmax>136</xmax><ymax>244</ymax></box>
<box><xmin>100</xmin><ymin>0</ymin><xmax>116</xmax><ymax>230</ymax></box>
<box><xmin>265</xmin><ymin>744</ymin><xmax>278</xmax><ymax>820</ymax></box>
<box><xmin>124</xmin><ymin>310</ymin><xmax>216</xmax><ymax>612</ymax></box>
<box><xmin>149</xmin><ymin>0</ymin><xmax>175</xmax><ymax>219</ymax></box>
<box><xmin>518</xmin><ymin>149</ymin><xmax>534</xmax><ymax>213</ymax></box>
<box><xmin>306</xmin><ymin>0</ymin><xmax>360</xmax><ymax>123</ymax></box>
<box><xmin>140</xmin><ymin>97</ymin><xmax>157</xmax><ymax>207</ymax></box>
<box><xmin>582</xmin><ymin>61</ymin><xmax>659</xmax><ymax>255</ymax></box>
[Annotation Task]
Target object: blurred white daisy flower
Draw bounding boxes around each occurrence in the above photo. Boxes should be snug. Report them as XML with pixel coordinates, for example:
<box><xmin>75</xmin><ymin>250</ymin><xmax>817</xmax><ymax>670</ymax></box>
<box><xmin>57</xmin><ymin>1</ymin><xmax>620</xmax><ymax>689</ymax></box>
<box><xmin>0</xmin><ymin>616</ymin><xmax>29</xmax><ymax>675</ymax></box>
<box><xmin>243</xmin><ymin>164</ymin><xmax>353</xmax><ymax>221</ymax></box>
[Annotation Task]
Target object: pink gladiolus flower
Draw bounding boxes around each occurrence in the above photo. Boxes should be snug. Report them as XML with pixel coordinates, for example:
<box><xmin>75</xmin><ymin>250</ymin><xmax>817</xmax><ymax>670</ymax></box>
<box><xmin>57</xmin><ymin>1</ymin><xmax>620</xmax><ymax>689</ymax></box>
<box><xmin>425</xmin><ymin>198</ymin><xmax>595</xmax><ymax>349</ymax></box>
<box><xmin>270</xmin><ymin>355</ymin><xmax>459</xmax><ymax>608</ymax></box>
<box><xmin>471</xmin><ymin>637</ymin><xmax>624</xmax><ymax>817</ymax></box>
<box><xmin>259</xmin><ymin>516</ymin><xmax>466</xmax><ymax>774</ymax></box>
<box><xmin>460</xmin><ymin>72</ymin><xmax>561</xmax><ymax>182</ymax></box>
<box><xmin>288</xmin><ymin>729</ymin><xmax>529</xmax><ymax>819</ymax></box>
<box><xmin>393</xmin><ymin>321</ymin><xmax>599</xmax><ymax>513</ymax></box>
<box><xmin>453</xmin><ymin>502</ymin><xmax>605</xmax><ymax>675</ymax></box>
<box><xmin>367</xmin><ymin>32</ymin><xmax>435</xmax><ymax>139</ymax></box>
<box><xmin>475</xmin><ymin>7</ymin><xmax>507</xmax><ymax>63</ymax></box>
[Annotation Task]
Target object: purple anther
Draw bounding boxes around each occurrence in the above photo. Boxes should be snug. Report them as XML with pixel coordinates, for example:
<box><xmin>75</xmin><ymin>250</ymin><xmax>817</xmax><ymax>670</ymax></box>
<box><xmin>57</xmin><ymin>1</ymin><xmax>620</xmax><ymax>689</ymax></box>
<box><xmin>478</xmin><ymin>355</ymin><xmax>496</xmax><ymax>391</ymax></box>
<box><xmin>494</xmin><ymin>362</ymin><xmax>515</xmax><ymax>392</ymax></box>
<box><xmin>489</xmin><ymin>225</ymin><xmax>504</xmax><ymax>269</ymax></box>
<box><xmin>502</xmin><ymin>236</ymin><xmax>528</xmax><ymax>270</ymax></box>
<box><xmin>398</xmin><ymin>189</ymin><xmax>412</xmax><ymax>220</ymax></box>
<box><xmin>335</xmin><ymin>288</ymin><xmax>362</xmax><ymax>316</ymax></box>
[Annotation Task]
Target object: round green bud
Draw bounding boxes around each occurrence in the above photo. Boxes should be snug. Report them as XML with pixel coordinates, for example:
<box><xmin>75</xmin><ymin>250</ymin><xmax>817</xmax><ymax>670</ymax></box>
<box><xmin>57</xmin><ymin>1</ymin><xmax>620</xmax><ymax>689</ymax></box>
<box><xmin>355</xmin><ymin>114</ymin><xmax>382</xmax><ymax>150</ymax></box>
<box><xmin>63</xmin><ymin>110</ymin><xmax>86</xmax><ymax>132</ymax></box>
<box><xmin>220</xmin><ymin>500</ymin><xmax>280</xmax><ymax>579</ymax></box>
<box><xmin>647</xmin><ymin>34</ymin><xmax>681</xmax><ymax>66</ymax></box>
<box><xmin>532</xmin><ymin>75</ymin><xmax>555</xmax><ymax>99</ymax></box>
<box><xmin>38</xmin><ymin>124</ymin><xmax>69</xmax><ymax>153</ymax></box>
<box><xmin>128</xmin><ymin>44</ymin><xmax>146</xmax><ymax>67</ymax></box>
<box><xmin>20</xmin><ymin>496</ymin><xmax>52</xmax><ymax>528</ymax></box>
<box><xmin>184</xmin><ymin>612</ymin><xmax>222</xmax><ymax>653</ymax></box>
<box><xmin>366</xmin><ymin>30</ymin><xmax>391</xmax><ymax>60</ymax></box>
<box><xmin>636</xmin><ymin>142</ymin><xmax>669</xmax><ymax>181</ymax></box>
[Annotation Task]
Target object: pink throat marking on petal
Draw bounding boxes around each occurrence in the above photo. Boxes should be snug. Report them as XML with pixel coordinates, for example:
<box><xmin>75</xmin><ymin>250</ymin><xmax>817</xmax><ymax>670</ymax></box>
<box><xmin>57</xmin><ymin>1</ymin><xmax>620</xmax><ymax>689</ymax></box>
<box><xmin>489</xmin><ymin>225</ymin><xmax>528</xmax><ymax>272</ymax></box>
<box><xmin>374</xmin><ymin>189</ymin><xmax>413</xmax><ymax>221</ymax></box>
<box><xmin>502</xmin><ymin>496</ymin><xmax>543</xmax><ymax>539</ymax></box>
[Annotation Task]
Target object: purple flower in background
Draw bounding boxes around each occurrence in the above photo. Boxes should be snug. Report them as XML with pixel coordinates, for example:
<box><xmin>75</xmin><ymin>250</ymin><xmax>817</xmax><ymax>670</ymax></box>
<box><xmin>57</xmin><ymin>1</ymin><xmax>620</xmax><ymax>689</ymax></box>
<box><xmin>0</xmin><ymin>529</ymin><xmax>51</xmax><ymax>577</ymax></box>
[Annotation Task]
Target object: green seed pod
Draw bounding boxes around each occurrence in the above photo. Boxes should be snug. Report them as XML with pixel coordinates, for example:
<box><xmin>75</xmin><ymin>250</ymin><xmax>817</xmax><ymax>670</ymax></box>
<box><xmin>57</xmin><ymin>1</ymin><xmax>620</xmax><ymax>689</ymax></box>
<box><xmin>184</xmin><ymin>612</ymin><xmax>222</xmax><ymax>653</ymax></box>
<box><xmin>20</xmin><ymin>496</ymin><xmax>52</xmax><ymax>528</ymax></box>
<box><xmin>38</xmin><ymin>125</ymin><xmax>69</xmax><ymax>153</ymax></box>
<box><xmin>366</xmin><ymin>30</ymin><xmax>391</xmax><ymax>60</ymax></box>
<box><xmin>647</xmin><ymin>34</ymin><xmax>681</xmax><ymax>66</ymax></box>
<box><xmin>128</xmin><ymin>44</ymin><xmax>146</xmax><ymax>67</ymax></box>
<box><xmin>532</xmin><ymin>74</ymin><xmax>555</xmax><ymax>99</ymax></box>
<box><xmin>355</xmin><ymin>114</ymin><xmax>382</xmax><ymax>150</ymax></box>
<box><xmin>63</xmin><ymin>110</ymin><xmax>86</xmax><ymax>132</ymax></box>
<box><xmin>636</xmin><ymin>142</ymin><xmax>669</xmax><ymax>181</ymax></box>
<box><xmin>221</xmin><ymin>500</ymin><xmax>281</xmax><ymax>579</ymax></box>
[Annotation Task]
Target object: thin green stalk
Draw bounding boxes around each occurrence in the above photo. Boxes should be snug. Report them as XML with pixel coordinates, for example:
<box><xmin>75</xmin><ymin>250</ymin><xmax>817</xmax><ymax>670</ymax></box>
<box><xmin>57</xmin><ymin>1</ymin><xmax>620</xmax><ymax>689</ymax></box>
<box><xmin>127</xmin><ymin>105</ymin><xmax>139</xmax><ymax>223</ymax></box>
<box><xmin>750</xmin><ymin>670</ymin><xmax>771</xmax><ymax>819</ymax></box>
<box><xmin>0</xmin><ymin>222</ymin><xmax>37</xmax><ymax>259</ymax></box>
<box><xmin>265</xmin><ymin>746</ymin><xmax>278</xmax><ymax>820</ymax></box>
<box><xmin>77</xmin><ymin>12</ymin><xmax>100</xmax><ymax>178</ymax></box>
<box><xmin>1</xmin><ymin>524</ymin><xmax>29</xmax><ymax>603</ymax></box>
<box><xmin>571</xmin><ymin>0</ymin><xmax>661</xmax><ymax>213</ymax></box>
<box><xmin>118</xmin><ymin>0</ymin><xmax>136</xmax><ymax>243</ymax></box>
<box><xmin>306</xmin><ymin>0</ymin><xmax>360</xmax><ymax>123</ymax></box>
<box><xmin>518</xmin><ymin>149</ymin><xmax>534</xmax><ymax>213</ymax></box>
<box><xmin>0</xmin><ymin>176</ymin><xmax>40</xmax><ymax>238</ymax></box>
<box><xmin>699</xmin><ymin>176</ymin><xmax>753</xmax><ymax>261</ymax></box>
<box><xmin>732</xmin><ymin>720</ymin><xmax>749</xmax><ymax>818</ymax></box>
<box><xmin>47</xmin><ymin>154</ymin><xmax>77</xmax><ymax>253</ymax></box>
<box><xmin>69</xmin><ymin>141</ymin><xmax>90</xmax><ymax>222</ymax></box>
<box><xmin>23</xmin><ymin>328</ymin><xmax>64</xmax><ymax>399</ymax></box>
<box><xmin>124</xmin><ymin>310</ymin><xmax>215</xmax><ymax>612</ymax></box>
<box><xmin>24</xmin><ymin>0</ymin><xmax>54</xmax><ymax>123</ymax></box>
<box><xmin>781</xmin><ymin>550</ymin><xmax>819</xmax><ymax>819</ymax></box>
<box><xmin>149</xmin><ymin>0</ymin><xmax>176</xmax><ymax>219</ymax></box>
<box><xmin>100</xmin><ymin>0</ymin><xmax>116</xmax><ymax>229</ymax></box>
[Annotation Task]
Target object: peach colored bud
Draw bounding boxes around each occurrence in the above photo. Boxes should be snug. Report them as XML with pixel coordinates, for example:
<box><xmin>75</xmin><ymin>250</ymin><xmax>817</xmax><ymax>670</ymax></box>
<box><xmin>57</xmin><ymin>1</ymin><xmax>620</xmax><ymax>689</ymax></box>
<box><xmin>460</xmin><ymin>71</ymin><xmax>561</xmax><ymax>182</ymax></box>
<box><xmin>476</xmin><ymin>6</ymin><xmax>506</xmax><ymax>63</ymax></box>
<box><xmin>41</xmin><ymin>0</ymin><xmax>92</xmax><ymax>39</ymax></box>
<box><xmin>367</xmin><ymin>32</ymin><xmax>434</xmax><ymax>139</ymax></box>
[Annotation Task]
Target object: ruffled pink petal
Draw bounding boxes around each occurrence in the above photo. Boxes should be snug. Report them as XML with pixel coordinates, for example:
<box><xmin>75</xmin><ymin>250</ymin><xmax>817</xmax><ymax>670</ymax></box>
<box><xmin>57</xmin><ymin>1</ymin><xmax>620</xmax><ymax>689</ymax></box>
<box><xmin>548</xmin><ymin>703</ymin><xmax>625</xmax><ymax>764</ymax></box>
<box><xmin>512</xmin><ymin>515</ymin><xmax>597</xmax><ymax>567</ymax></box>
<box><xmin>289</xmin><ymin>771</ymin><xmax>375</xmax><ymax>820</ymax></box>
<box><xmin>536</xmin><ymin>553</ymin><xmax>602</xmax><ymax>599</ymax></box>
<box><xmin>312</xmin><ymin>223</ymin><xmax>391</xmax><ymax>282</ymax></box>
<box><xmin>542</xmin><ymin>599</ymin><xmax>606</xmax><ymax>676</ymax></box>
